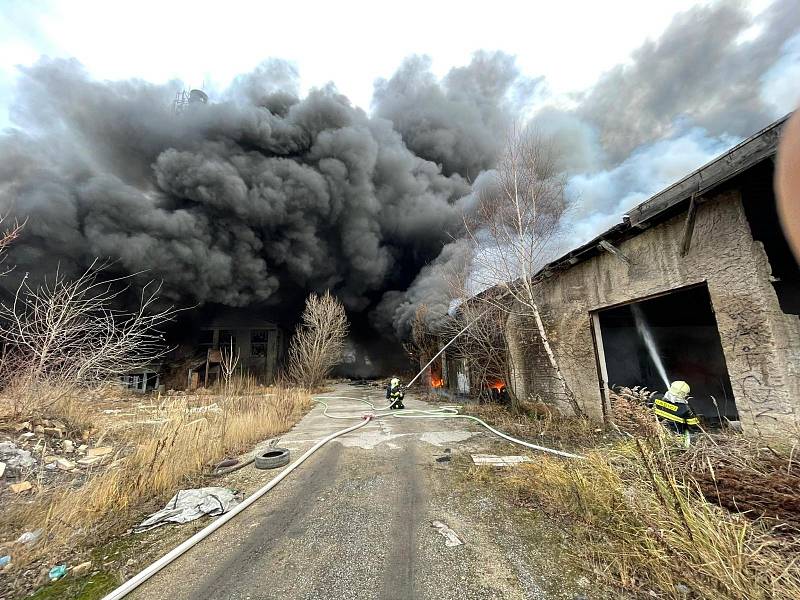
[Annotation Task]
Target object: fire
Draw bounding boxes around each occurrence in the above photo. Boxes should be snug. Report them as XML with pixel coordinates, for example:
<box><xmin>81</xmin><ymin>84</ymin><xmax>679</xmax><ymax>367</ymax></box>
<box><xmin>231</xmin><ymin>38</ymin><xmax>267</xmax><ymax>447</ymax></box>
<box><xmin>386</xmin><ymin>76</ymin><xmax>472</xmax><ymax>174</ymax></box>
<box><xmin>490</xmin><ymin>380</ymin><xmax>505</xmax><ymax>390</ymax></box>
<box><xmin>430</xmin><ymin>374</ymin><xmax>444</xmax><ymax>388</ymax></box>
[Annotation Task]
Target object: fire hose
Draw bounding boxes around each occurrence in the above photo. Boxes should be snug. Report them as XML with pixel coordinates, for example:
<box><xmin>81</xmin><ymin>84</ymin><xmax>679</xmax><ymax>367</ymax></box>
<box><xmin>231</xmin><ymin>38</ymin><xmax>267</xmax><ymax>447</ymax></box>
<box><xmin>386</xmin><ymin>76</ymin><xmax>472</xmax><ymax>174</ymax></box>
<box><xmin>101</xmin><ymin>391</ymin><xmax>582</xmax><ymax>599</ymax></box>
<box><xmin>99</xmin><ymin>415</ymin><xmax>372</xmax><ymax>600</ymax></box>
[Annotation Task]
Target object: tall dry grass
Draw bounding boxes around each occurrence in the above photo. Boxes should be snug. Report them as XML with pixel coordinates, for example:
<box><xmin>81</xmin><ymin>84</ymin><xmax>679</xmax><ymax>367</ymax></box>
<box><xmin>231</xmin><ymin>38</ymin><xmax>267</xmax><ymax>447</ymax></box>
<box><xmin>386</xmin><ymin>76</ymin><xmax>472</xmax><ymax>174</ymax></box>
<box><xmin>1</xmin><ymin>384</ymin><xmax>311</xmax><ymax>570</ymax></box>
<box><xmin>493</xmin><ymin>434</ymin><xmax>800</xmax><ymax>599</ymax></box>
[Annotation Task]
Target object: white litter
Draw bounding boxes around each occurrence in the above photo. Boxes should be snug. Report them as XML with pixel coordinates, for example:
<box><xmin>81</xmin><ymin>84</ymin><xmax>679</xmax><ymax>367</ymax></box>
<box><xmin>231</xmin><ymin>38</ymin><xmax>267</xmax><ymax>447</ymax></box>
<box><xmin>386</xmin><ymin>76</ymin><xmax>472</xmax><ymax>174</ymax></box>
<box><xmin>471</xmin><ymin>454</ymin><xmax>531</xmax><ymax>467</ymax></box>
<box><xmin>0</xmin><ymin>442</ymin><xmax>36</xmax><ymax>469</ymax></box>
<box><xmin>16</xmin><ymin>529</ymin><xmax>43</xmax><ymax>545</ymax></box>
<box><xmin>134</xmin><ymin>487</ymin><xmax>239</xmax><ymax>532</ymax></box>
<box><xmin>431</xmin><ymin>520</ymin><xmax>463</xmax><ymax>547</ymax></box>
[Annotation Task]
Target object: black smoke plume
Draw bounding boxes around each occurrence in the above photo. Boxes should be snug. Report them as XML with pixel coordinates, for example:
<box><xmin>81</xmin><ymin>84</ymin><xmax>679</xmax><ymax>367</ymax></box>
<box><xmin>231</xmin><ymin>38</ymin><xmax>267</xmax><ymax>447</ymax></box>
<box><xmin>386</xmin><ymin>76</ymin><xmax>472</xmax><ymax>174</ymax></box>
<box><xmin>1</xmin><ymin>56</ymin><xmax>522</xmax><ymax>320</ymax></box>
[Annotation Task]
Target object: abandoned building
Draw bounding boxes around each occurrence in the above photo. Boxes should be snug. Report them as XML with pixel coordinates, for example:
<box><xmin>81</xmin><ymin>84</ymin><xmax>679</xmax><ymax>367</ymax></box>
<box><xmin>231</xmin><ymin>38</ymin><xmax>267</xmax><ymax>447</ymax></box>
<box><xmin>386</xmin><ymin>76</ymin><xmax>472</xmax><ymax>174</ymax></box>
<box><xmin>442</xmin><ymin>114</ymin><xmax>800</xmax><ymax>436</ymax></box>
<box><xmin>181</xmin><ymin>309</ymin><xmax>285</xmax><ymax>389</ymax></box>
<box><xmin>120</xmin><ymin>368</ymin><xmax>162</xmax><ymax>394</ymax></box>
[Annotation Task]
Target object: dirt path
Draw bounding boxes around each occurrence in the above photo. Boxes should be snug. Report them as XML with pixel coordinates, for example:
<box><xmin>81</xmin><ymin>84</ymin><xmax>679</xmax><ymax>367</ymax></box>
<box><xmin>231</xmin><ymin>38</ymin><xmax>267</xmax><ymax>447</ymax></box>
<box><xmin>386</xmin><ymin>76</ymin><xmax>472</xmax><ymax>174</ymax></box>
<box><xmin>127</xmin><ymin>385</ymin><xmax>590</xmax><ymax>600</ymax></box>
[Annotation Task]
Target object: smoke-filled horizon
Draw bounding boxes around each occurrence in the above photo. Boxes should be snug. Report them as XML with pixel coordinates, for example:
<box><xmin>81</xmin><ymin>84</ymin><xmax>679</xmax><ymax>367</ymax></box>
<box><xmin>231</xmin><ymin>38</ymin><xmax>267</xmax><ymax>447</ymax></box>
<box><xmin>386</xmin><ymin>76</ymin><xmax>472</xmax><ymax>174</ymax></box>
<box><xmin>1</xmin><ymin>0</ymin><xmax>798</xmax><ymax>340</ymax></box>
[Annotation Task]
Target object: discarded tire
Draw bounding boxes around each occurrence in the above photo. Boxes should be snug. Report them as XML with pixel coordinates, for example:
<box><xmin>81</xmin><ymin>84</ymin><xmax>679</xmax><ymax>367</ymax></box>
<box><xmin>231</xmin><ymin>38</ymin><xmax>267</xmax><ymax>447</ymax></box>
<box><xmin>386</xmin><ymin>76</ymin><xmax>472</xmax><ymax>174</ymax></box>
<box><xmin>254</xmin><ymin>448</ymin><xmax>290</xmax><ymax>470</ymax></box>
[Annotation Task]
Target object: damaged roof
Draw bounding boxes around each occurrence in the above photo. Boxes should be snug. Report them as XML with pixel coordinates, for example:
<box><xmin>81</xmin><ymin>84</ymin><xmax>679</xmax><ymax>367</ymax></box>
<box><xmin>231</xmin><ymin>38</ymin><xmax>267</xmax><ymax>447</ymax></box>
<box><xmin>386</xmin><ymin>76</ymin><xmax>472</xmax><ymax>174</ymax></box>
<box><xmin>535</xmin><ymin>113</ymin><xmax>790</xmax><ymax>281</ymax></box>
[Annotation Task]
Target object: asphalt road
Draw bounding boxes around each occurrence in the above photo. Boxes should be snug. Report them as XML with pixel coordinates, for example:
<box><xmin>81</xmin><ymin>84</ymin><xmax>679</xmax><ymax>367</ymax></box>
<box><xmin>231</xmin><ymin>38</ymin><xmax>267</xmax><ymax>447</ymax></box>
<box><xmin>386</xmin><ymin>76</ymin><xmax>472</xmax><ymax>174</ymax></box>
<box><xmin>129</xmin><ymin>385</ymin><xmax>588</xmax><ymax>600</ymax></box>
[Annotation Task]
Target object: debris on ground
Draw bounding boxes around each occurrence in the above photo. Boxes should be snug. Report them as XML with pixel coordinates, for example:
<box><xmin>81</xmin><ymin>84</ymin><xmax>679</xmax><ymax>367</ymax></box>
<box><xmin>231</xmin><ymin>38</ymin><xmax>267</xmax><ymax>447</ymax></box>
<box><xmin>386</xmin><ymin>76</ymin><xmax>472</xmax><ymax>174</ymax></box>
<box><xmin>85</xmin><ymin>446</ymin><xmax>113</xmax><ymax>458</ymax></box>
<box><xmin>133</xmin><ymin>487</ymin><xmax>239</xmax><ymax>532</ymax></box>
<box><xmin>71</xmin><ymin>561</ymin><xmax>92</xmax><ymax>576</ymax></box>
<box><xmin>48</xmin><ymin>564</ymin><xmax>67</xmax><ymax>581</ymax></box>
<box><xmin>471</xmin><ymin>454</ymin><xmax>531</xmax><ymax>467</ymax></box>
<box><xmin>0</xmin><ymin>441</ymin><xmax>36</xmax><ymax>471</ymax></box>
<box><xmin>56</xmin><ymin>458</ymin><xmax>76</xmax><ymax>471</ymax></box>
<box><xmin>431</xmin><ymin>520</ymin><xmax>464</xmax><ymax>547</ymax></box>
<box><xmin>17</xmin><ymin>529</ymin><xmax>43</xmax><ymax>545</ymax></box>
<box><xmin>676</xmin><ymin>437</ymin><xmax>800</xmax><ymax>532</ymax></box>
<box><xmin>0</xmin><ymin>555</ymin><xmax>10</xmax><ymax>568</ymax></box>
<box><xmin>10</xmin><ymin>481</ymin><xmax>33</xmax><ymax>493</ymax></box>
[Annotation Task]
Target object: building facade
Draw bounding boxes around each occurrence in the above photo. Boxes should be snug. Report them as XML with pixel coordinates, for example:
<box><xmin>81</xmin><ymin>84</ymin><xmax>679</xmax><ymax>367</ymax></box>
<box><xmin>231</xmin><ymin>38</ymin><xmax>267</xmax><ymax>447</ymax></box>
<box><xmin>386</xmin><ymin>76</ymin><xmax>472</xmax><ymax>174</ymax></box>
<box><xmin>506</xmin><ymin>116</ymin><xmax>799</xmax><ymax>436</ymax></box>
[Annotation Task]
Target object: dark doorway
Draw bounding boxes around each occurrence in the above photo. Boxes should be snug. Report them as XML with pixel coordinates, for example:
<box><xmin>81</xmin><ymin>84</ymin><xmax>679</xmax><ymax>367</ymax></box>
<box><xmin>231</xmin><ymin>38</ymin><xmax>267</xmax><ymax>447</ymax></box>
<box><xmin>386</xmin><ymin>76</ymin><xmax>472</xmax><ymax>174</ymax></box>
<box><xmin>595</xmin><ymin>284</ymin><xmax>737</xmax><ymax>423</ymax></box>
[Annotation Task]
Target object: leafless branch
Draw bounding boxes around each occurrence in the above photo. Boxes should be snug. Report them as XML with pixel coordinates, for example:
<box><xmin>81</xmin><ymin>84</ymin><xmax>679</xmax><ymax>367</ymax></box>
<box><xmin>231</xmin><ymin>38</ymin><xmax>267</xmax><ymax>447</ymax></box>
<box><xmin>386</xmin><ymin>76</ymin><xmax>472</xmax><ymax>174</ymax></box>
<box><xmin>463</xmin><ymin>126</ymin><xmax>584</xmax><ymax>416</ymax></box>
<box><xmin>0</xmin><ymin>259</ymin><xmax>178</xmax><ymax>391</ymax></box>
<box><xmin>287</xmin><ymin>291</ymin><xmax>349</xmax><ymax>389</ymax></box>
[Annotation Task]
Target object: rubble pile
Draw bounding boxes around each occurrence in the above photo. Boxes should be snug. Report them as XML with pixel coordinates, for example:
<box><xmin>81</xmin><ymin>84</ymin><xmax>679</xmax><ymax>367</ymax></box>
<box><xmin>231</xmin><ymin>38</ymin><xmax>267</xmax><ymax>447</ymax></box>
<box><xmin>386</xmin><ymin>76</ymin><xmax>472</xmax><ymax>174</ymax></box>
<box><xmin>1</xmin><ymin>419</ymin><xmax>115</xmax><ymax>495</ymax></box>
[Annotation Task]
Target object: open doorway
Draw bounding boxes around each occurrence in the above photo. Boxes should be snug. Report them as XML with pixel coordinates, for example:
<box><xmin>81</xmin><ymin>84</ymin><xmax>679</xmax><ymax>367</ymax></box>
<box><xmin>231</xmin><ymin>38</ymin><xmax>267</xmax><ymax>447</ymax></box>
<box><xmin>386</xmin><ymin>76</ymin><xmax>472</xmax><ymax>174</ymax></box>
<box><xmin>594</xmin><ymin>284</ymin><xmax>737</xmax><ymax>424</ymax></box>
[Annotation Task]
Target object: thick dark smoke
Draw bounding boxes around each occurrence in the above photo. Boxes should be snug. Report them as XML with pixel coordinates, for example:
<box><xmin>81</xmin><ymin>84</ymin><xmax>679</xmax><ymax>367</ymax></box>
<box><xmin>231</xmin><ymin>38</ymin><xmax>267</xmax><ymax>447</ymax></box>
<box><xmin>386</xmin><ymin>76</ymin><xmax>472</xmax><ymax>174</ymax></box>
<box><xmin>1</xmin><ymin>0</ymin><xmax>798</xmax><ymax>345</ymax></box>
<box><xmin>0</xmin><ymin>57</ymin><xmax>499</xmax><ymax>314</ymax></box>
<box><xmin>373</xmin><ymin>51</ymin><xmax>541</xmax><ymax>180</ymax></box>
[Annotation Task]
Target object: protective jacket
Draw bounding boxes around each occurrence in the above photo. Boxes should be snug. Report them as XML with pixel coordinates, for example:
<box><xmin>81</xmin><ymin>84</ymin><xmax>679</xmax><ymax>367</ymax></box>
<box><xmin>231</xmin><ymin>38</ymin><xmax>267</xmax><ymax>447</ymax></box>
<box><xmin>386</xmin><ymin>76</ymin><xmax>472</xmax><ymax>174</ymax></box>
<box><xmin>653</xmin><ymin>394</ymin><xmax>699</xmax><ymax>433</ymax></box>
<box><xmin>386</xmin><ymin>380</ymin><xmax>405</xmax><ymax>409</ymax></box>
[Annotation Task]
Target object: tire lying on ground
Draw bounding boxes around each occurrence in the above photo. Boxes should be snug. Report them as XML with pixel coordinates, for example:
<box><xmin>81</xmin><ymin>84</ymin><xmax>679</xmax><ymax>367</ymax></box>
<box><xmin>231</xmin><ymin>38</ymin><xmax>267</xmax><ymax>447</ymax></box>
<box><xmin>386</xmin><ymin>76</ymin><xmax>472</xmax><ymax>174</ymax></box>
<box><xmin>254</xmin><ymin>448</ymin><xmax>291</xmax><ymax>470</ymax></box>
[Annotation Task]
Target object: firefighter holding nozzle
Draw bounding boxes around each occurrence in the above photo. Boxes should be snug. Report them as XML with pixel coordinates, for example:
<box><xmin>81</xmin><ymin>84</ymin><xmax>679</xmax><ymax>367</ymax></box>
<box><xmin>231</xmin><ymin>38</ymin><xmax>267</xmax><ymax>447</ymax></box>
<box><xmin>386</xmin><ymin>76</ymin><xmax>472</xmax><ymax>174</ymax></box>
<box><xmin>386</xmin><ymin>377</ymin><xmax>405</xmax><ymax>410</ymax></box>
<box><xmin>651</xmin><ymin>380</ymin><xmax>700</xmax><ymax>447</ymax></box>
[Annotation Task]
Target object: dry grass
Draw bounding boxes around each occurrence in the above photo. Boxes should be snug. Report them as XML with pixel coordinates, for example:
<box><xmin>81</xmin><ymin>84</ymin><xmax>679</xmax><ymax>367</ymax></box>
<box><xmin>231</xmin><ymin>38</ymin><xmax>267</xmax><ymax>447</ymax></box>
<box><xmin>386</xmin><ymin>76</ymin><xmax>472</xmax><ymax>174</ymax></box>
<box><xmin>1</xmin><ymin>383</ymin><xmax>311</xmax><ymax>573</ymax></box>
<box><xmin>463</xmin><ymin>398</ymin><xmax>605</xmax><ymax>450</ymax></box>
<box><xmin>489</xmin><ymin>431</ymin><xmax>800</xmax><ymax>599</ymax></box>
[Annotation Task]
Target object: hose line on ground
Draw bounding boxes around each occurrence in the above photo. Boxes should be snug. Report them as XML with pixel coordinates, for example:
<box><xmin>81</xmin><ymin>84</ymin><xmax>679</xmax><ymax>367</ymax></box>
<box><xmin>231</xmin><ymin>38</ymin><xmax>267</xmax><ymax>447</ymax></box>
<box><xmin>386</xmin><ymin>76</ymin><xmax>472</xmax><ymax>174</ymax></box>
<box><xmin>101</xmin><ymin>391</ymin><xmax>581</xmax><ymax>599</ymax></box>
<box><xmin>315</xmin><ymin>394</ymin><xmax>585</xmax><ymax>460</ymax></box>
<box><xmin>100</xmin><ymin>415</ymin><xmax>373</xmax><ymax>600</ymax></box>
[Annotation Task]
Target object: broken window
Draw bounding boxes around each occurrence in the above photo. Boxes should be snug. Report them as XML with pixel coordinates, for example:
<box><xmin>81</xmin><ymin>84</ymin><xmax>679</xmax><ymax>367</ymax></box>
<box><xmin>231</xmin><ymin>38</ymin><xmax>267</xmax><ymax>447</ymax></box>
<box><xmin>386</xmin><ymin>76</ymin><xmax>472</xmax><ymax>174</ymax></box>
<box><xmin>218</xmin><ymin>329</ymin><xmax>235</xmax><ymax>349</ymax></box>
<box><xmin>594</xmin><ymin>284</ymin><xmax>737</xmax><ymax>425</ymax></box>
<box><xmin>251</xmin><ymin>329</ymin><xmax>269</xmax><ymax>357</ymax></box>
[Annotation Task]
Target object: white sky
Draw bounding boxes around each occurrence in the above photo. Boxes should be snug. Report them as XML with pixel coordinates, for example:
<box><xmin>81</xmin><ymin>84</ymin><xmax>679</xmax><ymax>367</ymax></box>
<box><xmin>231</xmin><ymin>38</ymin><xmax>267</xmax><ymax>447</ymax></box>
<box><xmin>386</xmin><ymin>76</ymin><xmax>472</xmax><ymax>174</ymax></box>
<box><xmin>0</xmin><ymin>0</ymin><xmax>774</xmax><ymax>119</ymax></box>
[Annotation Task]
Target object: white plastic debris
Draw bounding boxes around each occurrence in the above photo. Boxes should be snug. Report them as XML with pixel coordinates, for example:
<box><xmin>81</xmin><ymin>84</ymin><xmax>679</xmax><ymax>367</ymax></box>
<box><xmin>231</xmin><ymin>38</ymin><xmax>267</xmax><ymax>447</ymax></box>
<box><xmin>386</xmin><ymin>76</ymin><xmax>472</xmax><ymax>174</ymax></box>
<box><xmin>470</xmin><ymin>454</ymin><xmax>531</xmax><ymax>467</ymax></box>
<box><xmin>0</xmin><ymin>442</ymin><xmax>36</xmax><ymax>469</ymax></box>
<box><xmin>431</xmin><ymin>520</ymin><xmax>463</xmax><ymax>547</ymax></box>
<box><xmin>16</xmin><ymin>529</ymin><xmax>43</xmax><ymax>545</ymax></box>
<box><xmin>134</xmin><ymin>487</ymin><xmax>239</xmax><ymax>532</ymax></box>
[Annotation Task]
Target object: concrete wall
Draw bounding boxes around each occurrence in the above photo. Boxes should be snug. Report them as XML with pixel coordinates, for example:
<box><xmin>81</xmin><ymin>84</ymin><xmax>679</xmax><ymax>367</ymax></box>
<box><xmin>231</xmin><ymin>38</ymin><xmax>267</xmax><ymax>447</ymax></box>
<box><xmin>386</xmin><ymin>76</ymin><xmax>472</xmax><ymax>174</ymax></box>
<box><xmin>510</xmin><ymin>189</ymin><xmax>800</xmax><ymax>435</ymax></box>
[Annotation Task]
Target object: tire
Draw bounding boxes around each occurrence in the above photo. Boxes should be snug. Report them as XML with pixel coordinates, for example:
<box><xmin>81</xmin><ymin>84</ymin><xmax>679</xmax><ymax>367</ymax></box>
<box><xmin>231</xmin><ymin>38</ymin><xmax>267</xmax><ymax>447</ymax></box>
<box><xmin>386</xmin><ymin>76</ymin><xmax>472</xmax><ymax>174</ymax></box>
<box><xmin>254</xmin><ymin>448</ymin><xmax>290</xmax><ymax>470</ymax></box>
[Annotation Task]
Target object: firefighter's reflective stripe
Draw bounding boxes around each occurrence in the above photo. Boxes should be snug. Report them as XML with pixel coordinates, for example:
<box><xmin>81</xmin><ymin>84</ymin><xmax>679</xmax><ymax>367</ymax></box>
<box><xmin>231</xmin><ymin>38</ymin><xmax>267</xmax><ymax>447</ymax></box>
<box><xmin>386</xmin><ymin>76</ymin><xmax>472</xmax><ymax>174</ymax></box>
<box><xmin>654</xmin><ymin>398</ymin><xmax>678</xmax><ymax>411</ymax></box>
<box><xmin>653</xmin><ymin>398</ymin><xmax>698</xmax><ymax>426</ymax></box>
<box><xmin>654</xmin><ymin>408</ymin><xmax>687</xmax><ymax>423</ymax></box>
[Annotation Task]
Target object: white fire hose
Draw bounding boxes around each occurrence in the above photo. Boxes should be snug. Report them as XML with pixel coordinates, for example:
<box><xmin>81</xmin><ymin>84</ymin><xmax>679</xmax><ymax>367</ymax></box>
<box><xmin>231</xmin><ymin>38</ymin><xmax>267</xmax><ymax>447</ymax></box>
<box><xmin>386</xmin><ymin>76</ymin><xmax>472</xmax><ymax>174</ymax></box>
<box><xmin>100</xmin><ymin>415</ymin><xmax>372</xmax><ymax>600</ymax></box>
<box><xmin>100</xmin><ymin>391</ymin><xmax>583</xmax><ymax>599</ymax></box>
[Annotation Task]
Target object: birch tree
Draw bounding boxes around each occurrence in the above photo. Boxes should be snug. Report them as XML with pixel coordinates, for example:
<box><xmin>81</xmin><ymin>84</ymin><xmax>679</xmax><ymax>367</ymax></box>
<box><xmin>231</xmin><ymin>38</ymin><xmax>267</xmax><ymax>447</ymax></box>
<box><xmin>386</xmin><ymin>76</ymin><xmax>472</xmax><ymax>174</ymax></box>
<box><xmin>464</xmin><ymin>128</ymin><xmax>584</xmax><ymax>416</ymax></box>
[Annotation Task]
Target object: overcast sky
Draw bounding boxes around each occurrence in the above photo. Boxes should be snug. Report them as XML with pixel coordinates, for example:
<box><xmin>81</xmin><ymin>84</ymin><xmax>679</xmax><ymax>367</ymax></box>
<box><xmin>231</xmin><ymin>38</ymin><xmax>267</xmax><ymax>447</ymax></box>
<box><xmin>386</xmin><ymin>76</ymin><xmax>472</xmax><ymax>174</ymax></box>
<box><xmin>0</xmin><ymin>0</ymin><xmax>776</xmax><ymax>123</ymax></box>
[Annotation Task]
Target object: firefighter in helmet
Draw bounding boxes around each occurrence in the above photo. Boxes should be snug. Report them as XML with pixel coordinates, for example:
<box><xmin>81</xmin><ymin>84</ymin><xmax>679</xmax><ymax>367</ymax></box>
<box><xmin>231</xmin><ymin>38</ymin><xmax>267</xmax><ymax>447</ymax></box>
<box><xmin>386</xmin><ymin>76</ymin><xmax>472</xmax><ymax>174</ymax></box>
<box><xmin>386</xmin><ymin>377</ymin><xmax>405</xmax><ymax>410</ymax></box>
<box><xmin>653</xmin><ymin>380</ymin><xmax>700</xmax><ymax>446</ymax></box>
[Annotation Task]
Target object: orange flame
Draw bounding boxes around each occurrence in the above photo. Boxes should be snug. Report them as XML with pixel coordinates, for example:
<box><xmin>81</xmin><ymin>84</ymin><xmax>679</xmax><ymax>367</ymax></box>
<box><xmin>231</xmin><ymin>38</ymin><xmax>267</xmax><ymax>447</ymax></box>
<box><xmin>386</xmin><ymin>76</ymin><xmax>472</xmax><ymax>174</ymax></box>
<box><xmin>490</xmin><ymin>380</ymin><xmax>505</xmax><ymax>390</ymax></box>
<box><xmin>430</xmin><ymin>374</ymin><xmax>444</xmax><ymax>388</ymax></box>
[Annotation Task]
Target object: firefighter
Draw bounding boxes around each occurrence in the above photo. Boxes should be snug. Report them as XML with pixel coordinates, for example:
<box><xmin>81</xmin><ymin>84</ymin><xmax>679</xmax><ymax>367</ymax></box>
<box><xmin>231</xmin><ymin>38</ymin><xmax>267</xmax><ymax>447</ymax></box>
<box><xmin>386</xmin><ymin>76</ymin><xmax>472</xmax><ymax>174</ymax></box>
<box><xmin>653</xmin><ymin>380</ymin><xmax>700</xmax><ymax>446</ymax></box>
<box><xmin>386</xmin><ymin>377</ymin><xmax>405</xmax><ymax>410</ymax></box>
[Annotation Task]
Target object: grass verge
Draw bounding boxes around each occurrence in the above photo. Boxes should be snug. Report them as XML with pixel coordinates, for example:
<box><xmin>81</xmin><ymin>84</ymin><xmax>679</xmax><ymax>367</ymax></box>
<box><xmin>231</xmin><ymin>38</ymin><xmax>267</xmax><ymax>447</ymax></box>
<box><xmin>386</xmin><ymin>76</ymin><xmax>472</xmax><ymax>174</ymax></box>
<box><xmin>466</xmin><ymin>403</ymin><xmax>800</xmax><ymax>599</ymax></box>
<box><xmin>1</xmin><ymin>383</ymin><xmax>311</xmax><ymax>597</ymax></box>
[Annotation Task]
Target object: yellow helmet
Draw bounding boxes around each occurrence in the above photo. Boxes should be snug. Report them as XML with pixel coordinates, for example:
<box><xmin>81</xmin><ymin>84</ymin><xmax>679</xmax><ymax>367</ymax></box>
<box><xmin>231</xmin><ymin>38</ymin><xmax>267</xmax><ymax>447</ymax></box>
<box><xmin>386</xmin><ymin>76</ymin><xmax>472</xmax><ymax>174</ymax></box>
<box><xmin>390</xmin><ymin>377</ymin><xmax>400</xmax><ymax>388</ymax></box>
<box><xmin>669</xmin><ymin>380</ymin><xmax>690</xmax><ymax>400</ymax></box>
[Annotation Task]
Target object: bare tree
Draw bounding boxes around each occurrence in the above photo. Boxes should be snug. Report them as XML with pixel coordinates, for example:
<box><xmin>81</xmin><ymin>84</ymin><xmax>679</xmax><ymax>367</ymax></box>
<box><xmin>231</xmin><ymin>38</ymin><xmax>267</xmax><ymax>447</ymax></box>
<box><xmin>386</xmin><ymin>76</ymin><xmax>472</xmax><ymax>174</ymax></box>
<box><xmin>220</xmin><ymin>338</ymin><xmax>240</xmax><ymax>387</ymax></box>
<box><xmin>287</xmin><ymin>291</ymin><xmax>348</xmax><ymax>389</ymax></box>
<box><xmin>464</xmin><ymin>127</ymin><xmax>584</xmax><ymax>417</ymax></box>
<box><xmin>0</xmin><ymin>260</ymin><xmax>177</xmax><ymax>389</ymax></box>
<box><xmin>439</xmin><ymin>289</ymin><xmax>514</xmax><ymax>402</ymax></box>
<box><xmin>403</xmin><ymin>305</ymin><xmax>438</xmax><ymax>368</ymax></box>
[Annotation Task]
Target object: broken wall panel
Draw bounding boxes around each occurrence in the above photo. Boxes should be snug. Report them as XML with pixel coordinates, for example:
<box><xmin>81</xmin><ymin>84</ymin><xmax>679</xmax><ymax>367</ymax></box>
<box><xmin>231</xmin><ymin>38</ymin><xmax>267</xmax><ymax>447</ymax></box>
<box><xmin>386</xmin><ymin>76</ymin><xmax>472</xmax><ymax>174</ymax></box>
<box><xmin>509</xmin><ymin>184</ymin><xmax>799</xmax><ymax>434</ymax></box>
